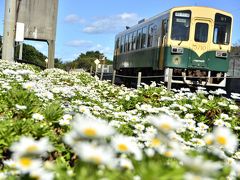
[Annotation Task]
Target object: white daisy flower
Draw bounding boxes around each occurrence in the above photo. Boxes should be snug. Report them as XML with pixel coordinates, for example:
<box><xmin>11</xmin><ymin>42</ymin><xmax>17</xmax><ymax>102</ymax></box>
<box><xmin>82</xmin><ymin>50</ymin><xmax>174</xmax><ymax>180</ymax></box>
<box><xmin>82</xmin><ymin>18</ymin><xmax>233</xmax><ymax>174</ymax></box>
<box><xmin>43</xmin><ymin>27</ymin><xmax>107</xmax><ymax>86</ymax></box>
<box><xmin>63</xmin><ymin>114</ymin><xmax>73</xmax><ymax>121</ymax></box>
<box><xmin>10</xmin><ymin>137</ymin><xmax>53</xmax><ymax>157</ymax></box>
<box><xmin>59</xmin><ymin>119</ymin><xmax>71</xmax><ymax>126</ymax></box>
<box><xmin>111</xmin><ymin>135</ymin><xmax>142</xmax><ymax>160</ymax></box>
<box><xmin>213</xmin><ymin>127</ymin><xmax>238</xmax><ymax>154</ymax></box>
<box><xmin>185</xmin><ymin>113</ymin><xmax>194</xmax><ymax>119</ymax></box>
<box><xmin>15</xmin><ymin>157</ymin><xmax>42</xmax><ymax>173</ymax></box>
<box><xmin>198</xmin><ymin>107</ymin><xmax>206</xmax><ymax>113</ymax></box>
<box><xmin>3</xmin><ymin>159</ymin><xmax>17</xmax><ymax>168</ymax></box>
<box><xmin>22</xmin><ymin>81</ymin><xmax>36</xmax><ymax>90</ymax></box>
<box><xmin>125</xmin><ymin>95</ymin><xmax>131</xmax><ymax>101</ymax></box>
<box><xmin>72</xmin><ymin>114</ymin><xmax>115</xmax><ymax>138</ymax></box>
<box><xmin>32</xmin><ymin>113</ymin><xmax>44</xmax><ymax>121</ymax></box>
<box><xmin>150</xmin><ymin>81</ymin><xmax>157</xmax><ymax>88</ymax></box>
<box><xmin>180</xmin><ymin>155</ymin><xmax>222</xmax><ymax>176</ymax></box>
<box><xmin>118</xmin><ymin>158</ymin><xmax>134</xmax><ymax>170</ymax></box>
<box><xmin>15</xmin><ymin>104</ymin><xmax>27</xmax><ymax>110</ymax></box>
<box><xmin>201</xmin><ymin>99</ymin><xmax>208</xmax><ymax>104</ymax></box>
<box><xmin>147</xmin><ymin>114</ymin><xmax>182</xmax><ymax>133</ymax></box>
<box><xmin>75</xmin><ymin>142</ymin><xmax>116</xmax><ymax>167</ymax></box>
<box><xmin>229</xmin><ymin>105</ymin><xmax>239</xmax><ymax>111</ymax></box>
<box><xmin>79</xmin><ymin>105</ymin><xmax>90</xmax><ymax>114</ymax></box>
<box><xmin>30</xmin><ymin>168</ymin><xmax>54</xmax><ymax>180</ymax></box>
<box><xmin>218</xmin><ymin>102</ymin><xmax>228</xmax><ymax>107</ymax></box>
<box><xmin>220</xmin><ymin>113</ymin><xmax>231</xmax><ymax>121</ymax></box>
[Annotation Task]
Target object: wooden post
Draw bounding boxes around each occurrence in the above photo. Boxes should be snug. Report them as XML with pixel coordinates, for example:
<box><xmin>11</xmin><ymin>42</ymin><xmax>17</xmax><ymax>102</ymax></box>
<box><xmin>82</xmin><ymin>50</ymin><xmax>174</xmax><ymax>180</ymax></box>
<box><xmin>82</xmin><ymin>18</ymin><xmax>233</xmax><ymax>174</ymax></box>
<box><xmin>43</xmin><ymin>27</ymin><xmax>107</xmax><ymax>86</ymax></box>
<box><xmin>90</xmin><ymin>66</ymin><xmax>93</xmax><ymax>75</ymax></box>
<box><xmin>100</xmin><ymin>64</ymin><xmax>104</xmax><ymax>80</ymax></box>
<box><xmin>137</xmin><ymin>72</ymin><xmax>142</xmax><ymax>88</ymax></box>
<box><xmin>112</xmin><ymin>70</ymin><xmax>116</xmax><ymax>85</ymax></box>
<box><xmin>167</xmin><ymin>68</ymin><xmax>173</xmax><ymax>91</ymax></box>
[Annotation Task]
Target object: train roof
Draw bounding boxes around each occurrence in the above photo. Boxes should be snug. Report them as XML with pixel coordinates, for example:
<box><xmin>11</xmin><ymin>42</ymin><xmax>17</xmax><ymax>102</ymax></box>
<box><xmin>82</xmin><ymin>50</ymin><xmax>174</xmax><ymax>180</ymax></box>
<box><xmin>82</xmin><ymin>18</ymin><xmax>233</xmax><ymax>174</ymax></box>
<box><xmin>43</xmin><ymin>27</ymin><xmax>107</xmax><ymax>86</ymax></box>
<box><xmin>115</xmin><ymin>6</ymin><xmax>233</xmax><ymax>37</ymax></box>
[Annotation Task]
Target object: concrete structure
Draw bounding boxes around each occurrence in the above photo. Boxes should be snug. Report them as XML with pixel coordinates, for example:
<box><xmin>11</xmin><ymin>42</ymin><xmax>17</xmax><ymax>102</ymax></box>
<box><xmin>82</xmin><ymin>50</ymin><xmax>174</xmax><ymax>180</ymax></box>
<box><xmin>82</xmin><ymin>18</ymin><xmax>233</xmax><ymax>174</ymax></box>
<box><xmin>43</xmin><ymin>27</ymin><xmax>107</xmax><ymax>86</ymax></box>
<box><xmin>2</xmin><ymin>0</ymin><xmax>17</xmax><ymax>62</ymax></box>
<box><xmin>16</xmin><ymin>0</ymin><xmax>58</xmax><ymax>68</ymax></box>
<box><xmin>2</xmin><ymin>0</ymin><xmax>58</xmax><ymax>68</ymax></box>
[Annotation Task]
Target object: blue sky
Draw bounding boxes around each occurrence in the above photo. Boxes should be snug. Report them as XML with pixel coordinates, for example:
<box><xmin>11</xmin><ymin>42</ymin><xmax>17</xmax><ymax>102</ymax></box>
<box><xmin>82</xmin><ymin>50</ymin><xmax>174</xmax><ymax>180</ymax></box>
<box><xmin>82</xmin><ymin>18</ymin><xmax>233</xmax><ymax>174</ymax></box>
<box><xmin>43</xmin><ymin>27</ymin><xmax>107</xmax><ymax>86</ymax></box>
<box><xmin>0</xmin><ymin>0</ymin><xmax>239</xmax><ymax>62</ymax></box>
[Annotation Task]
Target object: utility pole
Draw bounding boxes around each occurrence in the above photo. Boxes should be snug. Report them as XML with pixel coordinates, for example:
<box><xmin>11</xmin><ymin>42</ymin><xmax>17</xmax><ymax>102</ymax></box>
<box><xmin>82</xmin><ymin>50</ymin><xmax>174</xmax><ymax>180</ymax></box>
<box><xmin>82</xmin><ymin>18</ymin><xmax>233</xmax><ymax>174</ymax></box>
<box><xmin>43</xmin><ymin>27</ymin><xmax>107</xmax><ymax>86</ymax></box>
<box><xmin>2</xmin><ymin>0</ymin><xmax>17</xmax><ymax>61</ymax></box>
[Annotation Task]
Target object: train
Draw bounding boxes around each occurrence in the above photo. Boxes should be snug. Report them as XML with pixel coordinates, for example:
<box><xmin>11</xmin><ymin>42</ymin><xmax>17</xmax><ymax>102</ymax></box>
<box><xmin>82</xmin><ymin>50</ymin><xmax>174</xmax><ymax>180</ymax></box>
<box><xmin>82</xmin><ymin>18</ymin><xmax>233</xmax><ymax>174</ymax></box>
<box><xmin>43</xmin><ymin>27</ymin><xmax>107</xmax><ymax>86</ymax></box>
<box><xmin>113</xmin><ymin>6</ymin><xmax>233</xmax><ymax>87</ymax></box>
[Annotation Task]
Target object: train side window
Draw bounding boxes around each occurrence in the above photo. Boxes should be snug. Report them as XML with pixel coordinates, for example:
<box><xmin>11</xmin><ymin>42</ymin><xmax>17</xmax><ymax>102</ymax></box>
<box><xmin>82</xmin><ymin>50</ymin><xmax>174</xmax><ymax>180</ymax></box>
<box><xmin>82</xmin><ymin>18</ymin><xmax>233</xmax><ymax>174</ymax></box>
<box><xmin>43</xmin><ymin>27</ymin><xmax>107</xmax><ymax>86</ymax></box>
<box><xmin>148</xmin><ymin>24</ymin><xmax>154</xmax><ymax>47</ymax></box>
<box><xmin>163</xmin><ymin>19</ymin><xmax>168</xmax><ymax>36</ymax></box>
<box><xmin>129</xmin><ymin>33</ymin><xmax>133</xmax><ymax>51</ymax></box>
<box><xmin>132</xmin><ymin>31</ymin><xmax>137</xmax><ymax>50</ymax></box>
<box><xmin>136</xmin><ymin>29</ymin><xmax>142</xmax><ymax>49</ymax></box>
<box><xmin>124</xmin><ymin>35</ymin><xmax>128</xmax><ymax>52</ymax></box>
<box><xmin>213</xmin><ymin>13</ymin><xmax>232</xmax><ymax>45</ymax></box>
<box><xmin>171</xmin><ymin>11</ymin><xmax>191</xmax><ymax>41</ymax></box>
<box><xmin>125</xmin><ymin>34</ymin><xmax>129</xmax><ymax>52</ymax></box>
<box><xmin>195</xmin><ymin>23</ymin><xmax>208</xmax><ymax>42</ymax></box>
<box><xmin>141</xmin><ymin>27</ymin><xmax>147</xmax><ymax>48</ymax></box>
<box><xmin>120</xmin><ymin>36</ymin><xmax>125</xmax><ymax>53</ymax></box>
<box><xmin>115</xmin><ymin>37</ymin><xmax>120</xmax><ymax>49</ymax></box>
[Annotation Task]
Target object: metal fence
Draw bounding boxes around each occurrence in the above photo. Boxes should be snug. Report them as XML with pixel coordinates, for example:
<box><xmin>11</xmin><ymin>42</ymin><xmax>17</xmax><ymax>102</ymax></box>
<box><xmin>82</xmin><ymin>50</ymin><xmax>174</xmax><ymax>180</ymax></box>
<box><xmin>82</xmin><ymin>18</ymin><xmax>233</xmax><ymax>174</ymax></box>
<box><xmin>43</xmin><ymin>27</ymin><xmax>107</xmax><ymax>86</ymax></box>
<box><xmin>229</xmin><ymin>55</ymin><xmax>240</xmax><ymax>77</ymax></box>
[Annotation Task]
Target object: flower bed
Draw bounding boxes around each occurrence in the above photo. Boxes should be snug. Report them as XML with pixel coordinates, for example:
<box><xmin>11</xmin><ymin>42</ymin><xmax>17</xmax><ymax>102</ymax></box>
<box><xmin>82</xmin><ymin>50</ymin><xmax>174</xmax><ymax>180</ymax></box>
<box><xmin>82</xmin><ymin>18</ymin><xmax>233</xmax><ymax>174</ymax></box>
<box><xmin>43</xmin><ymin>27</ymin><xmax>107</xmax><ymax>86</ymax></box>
<box><xmin>0</xmin><ymin>60</ymin><xmax>239</xmax><ymax>180</ymax></box>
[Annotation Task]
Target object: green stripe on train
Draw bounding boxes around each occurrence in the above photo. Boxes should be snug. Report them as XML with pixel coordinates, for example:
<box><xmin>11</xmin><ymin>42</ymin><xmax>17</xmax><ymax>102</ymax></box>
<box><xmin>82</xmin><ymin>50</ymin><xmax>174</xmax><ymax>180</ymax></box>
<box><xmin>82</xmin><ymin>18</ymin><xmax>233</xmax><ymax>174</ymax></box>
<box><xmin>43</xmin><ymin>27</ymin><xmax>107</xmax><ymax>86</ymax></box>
<box><xmin>114</xmin><ymin>46</ymin><xmax>229</xmax><ymax>72</ymax></box>
<box><xmin>164</xmin><ymin>47</ymin><xmax>229</xmax><ymax>72</ymax></box>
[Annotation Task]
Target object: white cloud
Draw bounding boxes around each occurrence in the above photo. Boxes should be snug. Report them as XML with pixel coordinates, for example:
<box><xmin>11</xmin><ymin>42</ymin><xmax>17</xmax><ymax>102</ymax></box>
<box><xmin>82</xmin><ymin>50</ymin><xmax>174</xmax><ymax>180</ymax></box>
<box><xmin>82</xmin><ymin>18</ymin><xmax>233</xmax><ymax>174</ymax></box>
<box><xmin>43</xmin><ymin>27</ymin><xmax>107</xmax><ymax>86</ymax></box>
<box><xmin>63</xmin><ymin>40</ymin><xmax>113</xmax><ymax>60</ymax></box>
<box><xmin>83</xmin><ymin>12</ymin><xmax>140</xmax><ymax>34</ymax></box>
<box><xmin>64</xmin><ymin>14</ymin><xmax>85</xmax><ymax>24</ymax></box>
<box><xmin>65</xmin><ymin>40</ymin><xmax>93</xmax><ymax>47</ymax></box>
<box><xmin>89</xmin><ymin>44</ymin><xmax>113</xmax><ymax>59</ymax></box>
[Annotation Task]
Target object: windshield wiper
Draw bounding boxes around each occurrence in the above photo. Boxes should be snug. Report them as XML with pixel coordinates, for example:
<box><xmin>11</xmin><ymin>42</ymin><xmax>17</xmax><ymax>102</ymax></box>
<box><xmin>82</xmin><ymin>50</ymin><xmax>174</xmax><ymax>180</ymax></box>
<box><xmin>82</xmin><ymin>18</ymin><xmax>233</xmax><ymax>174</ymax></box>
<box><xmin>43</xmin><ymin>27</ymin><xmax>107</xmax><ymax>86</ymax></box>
<box><xmin>178</xmin><ymin>40</ymin><xmax>183</xmax><ymax>46</ymax></box>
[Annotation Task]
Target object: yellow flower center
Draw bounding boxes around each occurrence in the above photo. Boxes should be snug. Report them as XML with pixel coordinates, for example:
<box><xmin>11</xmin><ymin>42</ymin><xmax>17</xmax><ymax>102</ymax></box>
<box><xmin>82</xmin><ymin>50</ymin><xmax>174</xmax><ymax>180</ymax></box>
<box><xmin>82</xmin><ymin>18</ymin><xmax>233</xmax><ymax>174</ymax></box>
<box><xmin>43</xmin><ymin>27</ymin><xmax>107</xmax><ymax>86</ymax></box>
<box><xmin>19</xmin><ymin>158</ymin><xmax>32</xmax><ymax>167</ymax></box>
<box><xmin>150</xmin><ymin>138</ymin><xmax>161</xmax><ymax>147</ymax></box>
<box><xmin>27</xmin><ymin>145</ymin><xmax>38</xmax><ymax>152</ymax></box>
<box><xmin>26</xmin><ymin>85</ymin><xmax>32</xmax><ymax>90</ymax></box>
<box><xmin>83</xmin><ymin>128</ymin><xmax>97</xmax><ymax>137</ymax></box>
<box><xmin>164</xmin><ymin>151</ymin><xmax>173</xmax><ymax>157</ymax></box>
<box><xmin>216</xmin><ymin>136</ymin><xmax>227</xmax><ymax>145</ymax></box>
<box><xmin>160</xmin><ymin>123</ymin><xmax>171</xmax><ymax>131</ymax></box>
<box><xmin>89</xmin><ymin>156</ymin><xmax>102</xmax><ymax>164</ymax></box>
<box><xmin>205</xmin><ymin>138</ymin><xmax>213</xmax><ymax>145</ymax></box>
<box><xmin>118</xmin><ymin>144</ymin><xmax>128</xmax><ymax>152</ymax></box>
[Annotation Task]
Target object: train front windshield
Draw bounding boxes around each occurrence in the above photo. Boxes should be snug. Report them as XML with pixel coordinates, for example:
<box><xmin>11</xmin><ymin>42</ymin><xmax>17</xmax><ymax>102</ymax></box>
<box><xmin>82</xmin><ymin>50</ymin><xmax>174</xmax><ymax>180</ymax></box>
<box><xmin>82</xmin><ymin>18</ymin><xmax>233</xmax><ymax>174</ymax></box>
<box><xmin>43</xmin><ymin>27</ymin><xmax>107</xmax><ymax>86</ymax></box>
<box><xmin>213</xmin><ymin>13</ymin><xmax>232</xmax><ymax>45</ymax></box>
<box><xmin>171</xmin><ymin>11</ymin><xmax>191</xmax><ymax>41</ymax></box>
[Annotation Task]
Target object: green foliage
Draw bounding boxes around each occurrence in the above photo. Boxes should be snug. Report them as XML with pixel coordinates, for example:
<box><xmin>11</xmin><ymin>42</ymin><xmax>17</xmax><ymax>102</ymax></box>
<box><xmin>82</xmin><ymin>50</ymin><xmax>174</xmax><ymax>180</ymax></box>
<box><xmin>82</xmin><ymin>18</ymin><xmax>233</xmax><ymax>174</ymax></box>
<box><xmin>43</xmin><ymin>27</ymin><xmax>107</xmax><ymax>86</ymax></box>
<box><xmin>65</xmin><ymin>51</ymin><xmax>112</xmax><ymax>71</ymax></box>
<box><xmin>0</xmin><ymin>84</ymin><xmax>41</xmax><ymax>119</ymax></box>
<box><xmin>44</xmin><ymin>102</ymin><xmax>64</xmax><ymax>124</ymax></box>
<box><xmin>15</xmin><ymin>44</ymin><xmax>46</xmax><ymax>67</ymax></box>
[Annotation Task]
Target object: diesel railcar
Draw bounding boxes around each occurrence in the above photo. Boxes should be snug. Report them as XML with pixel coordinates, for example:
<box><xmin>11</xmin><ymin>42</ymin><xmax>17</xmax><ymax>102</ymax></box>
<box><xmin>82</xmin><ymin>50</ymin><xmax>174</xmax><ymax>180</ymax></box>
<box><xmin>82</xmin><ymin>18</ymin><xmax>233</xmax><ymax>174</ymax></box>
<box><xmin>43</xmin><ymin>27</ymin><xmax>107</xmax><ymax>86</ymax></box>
<box><xmin>113</xmin><ymin>6</ymin><xmax>233</xmax><ymax>87</ymax></box>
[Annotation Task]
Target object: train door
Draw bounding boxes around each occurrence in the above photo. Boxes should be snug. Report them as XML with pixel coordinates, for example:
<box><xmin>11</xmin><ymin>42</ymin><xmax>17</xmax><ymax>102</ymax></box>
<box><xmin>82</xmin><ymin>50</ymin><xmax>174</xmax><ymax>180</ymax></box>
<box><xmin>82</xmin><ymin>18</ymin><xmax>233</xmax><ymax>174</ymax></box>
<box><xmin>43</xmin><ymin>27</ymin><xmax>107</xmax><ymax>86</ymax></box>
<box><xmin>159</xmin><ymin>19</ymin><xmax>168</xmax><ymax>70</ymax></box>
<box><xmin>189</xmin><ymin>18</ymin><xmax>212</xmax><ymax>69</ymax></box>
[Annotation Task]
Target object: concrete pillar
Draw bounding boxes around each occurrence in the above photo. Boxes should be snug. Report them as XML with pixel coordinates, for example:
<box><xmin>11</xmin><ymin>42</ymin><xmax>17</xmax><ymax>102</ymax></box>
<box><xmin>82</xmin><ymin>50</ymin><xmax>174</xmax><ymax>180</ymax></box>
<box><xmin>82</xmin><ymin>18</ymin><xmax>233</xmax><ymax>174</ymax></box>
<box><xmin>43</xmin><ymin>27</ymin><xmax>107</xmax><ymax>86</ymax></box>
<box><xmin>19</xmin><ymin>42</ymin><xmax>23</xmax><ymax>60</ymax></box>
<box><xmin>47</xmin><ymin>40</ymin><xmax>55</xmax><ymax>68</ymax></box>
<box><xmin>2</xmin><ymin>0</ymin><xmax>17</xmax><ymax>61</ymax></box>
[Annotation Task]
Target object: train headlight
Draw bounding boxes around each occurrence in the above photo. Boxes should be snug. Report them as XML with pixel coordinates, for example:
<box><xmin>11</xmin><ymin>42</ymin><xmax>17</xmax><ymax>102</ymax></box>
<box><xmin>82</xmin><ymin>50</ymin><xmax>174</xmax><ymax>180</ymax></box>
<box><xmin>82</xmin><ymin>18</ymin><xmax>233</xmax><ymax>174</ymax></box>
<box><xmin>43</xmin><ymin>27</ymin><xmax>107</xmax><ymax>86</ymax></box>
<box><xmin>171</xmin><ymin>47</ymin><xmax>184</xmax><ymax>54</ymax></box>
<box><xmin>216</xmin><ymin>51</ymin><xmax>228</xmax><ymax>58</ymax></box>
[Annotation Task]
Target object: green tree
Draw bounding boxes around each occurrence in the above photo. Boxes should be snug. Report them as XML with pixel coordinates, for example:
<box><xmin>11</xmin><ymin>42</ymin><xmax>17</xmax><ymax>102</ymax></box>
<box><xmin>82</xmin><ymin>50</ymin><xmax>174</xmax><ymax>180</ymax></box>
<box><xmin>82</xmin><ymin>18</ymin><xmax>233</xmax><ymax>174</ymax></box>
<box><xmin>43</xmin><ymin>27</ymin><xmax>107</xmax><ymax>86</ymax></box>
<box><xmin>15</xmin><ymin>43</ymin><xmax>46</xmax><ymax>67</ymax></box>
<box><xmin>231</xmin><ymin>40</ymin><xmax>240</xmax><ymax>56</ymax></box>
<box><xmin>55</xmin><ymin>58</ymin><xmax>65</xmax><ymax>69</ymax></box>
<box><xmin>65</xmin><ymin>51</ymin><xmax>112</xmax><ymax>71</ymax></box>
